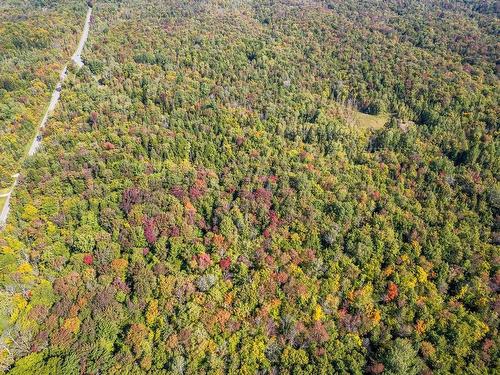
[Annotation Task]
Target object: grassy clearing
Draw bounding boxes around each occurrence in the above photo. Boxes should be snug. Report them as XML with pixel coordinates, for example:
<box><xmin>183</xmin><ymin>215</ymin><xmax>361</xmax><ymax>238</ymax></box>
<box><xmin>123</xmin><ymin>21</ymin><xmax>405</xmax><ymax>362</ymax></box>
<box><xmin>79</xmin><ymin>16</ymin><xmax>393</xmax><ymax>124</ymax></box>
<box><xmin>354</xmin><ymin>111</ymin><xmax>389</xmax><ymax>129</ymax></box>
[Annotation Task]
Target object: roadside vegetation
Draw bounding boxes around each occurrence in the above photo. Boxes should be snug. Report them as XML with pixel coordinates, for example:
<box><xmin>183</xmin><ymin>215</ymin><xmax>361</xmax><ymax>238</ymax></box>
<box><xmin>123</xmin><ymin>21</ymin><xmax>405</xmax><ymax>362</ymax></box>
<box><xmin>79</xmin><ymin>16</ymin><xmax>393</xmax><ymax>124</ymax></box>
<box><xmin>0</xmin><ymin>0</ymin><xmax>86</xmax><ymax>188</ymax></box>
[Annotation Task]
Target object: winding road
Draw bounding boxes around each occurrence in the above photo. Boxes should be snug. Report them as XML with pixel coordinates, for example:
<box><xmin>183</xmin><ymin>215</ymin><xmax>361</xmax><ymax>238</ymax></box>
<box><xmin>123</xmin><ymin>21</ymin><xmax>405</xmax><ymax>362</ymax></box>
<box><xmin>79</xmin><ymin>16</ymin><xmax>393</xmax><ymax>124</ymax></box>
<box><xmin>0</xmin><ymin>7</ymin><xmax>93</xmax><ymax>227</ymax></box>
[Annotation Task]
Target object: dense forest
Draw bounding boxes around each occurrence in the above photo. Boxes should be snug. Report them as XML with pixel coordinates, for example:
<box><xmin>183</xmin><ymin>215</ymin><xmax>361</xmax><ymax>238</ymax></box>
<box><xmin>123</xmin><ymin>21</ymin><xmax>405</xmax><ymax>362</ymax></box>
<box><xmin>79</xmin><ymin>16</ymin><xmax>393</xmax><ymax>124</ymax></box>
<box><xmin>0</xmin><ymin>0</ymin><xmax>498</xmax><ymax>373</ymax></box>
<box><xmin>0</xmin><ymin>0</ymin><xmax>87</xmax><ymax>188</ymax></box>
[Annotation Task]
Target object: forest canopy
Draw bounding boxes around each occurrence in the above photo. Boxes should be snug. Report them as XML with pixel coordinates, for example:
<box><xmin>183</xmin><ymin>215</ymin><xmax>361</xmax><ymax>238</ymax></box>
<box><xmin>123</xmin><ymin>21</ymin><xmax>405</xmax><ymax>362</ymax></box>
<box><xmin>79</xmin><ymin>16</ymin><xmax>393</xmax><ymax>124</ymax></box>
<box><xmin>0</xmin><ymin>0</ymin><xmax>498</xmax><ymax>374</ymax></box>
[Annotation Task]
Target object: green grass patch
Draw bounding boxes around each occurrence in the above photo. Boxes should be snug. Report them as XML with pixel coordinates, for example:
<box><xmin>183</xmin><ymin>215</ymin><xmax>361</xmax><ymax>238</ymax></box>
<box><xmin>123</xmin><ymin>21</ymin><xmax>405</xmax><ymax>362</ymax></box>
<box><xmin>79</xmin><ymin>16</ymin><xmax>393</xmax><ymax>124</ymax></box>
<box><xmin>0</xmin><ymin>187</ymin><xmax>11</xmax><ymax>195</ymax></box>
<box><xmin>354</xmin><ymin>111</ymin><xmax>389</xmax><ymax>129</ymax></box>
<box><xmin>0</xmin><ymin>195</ymin><xmax>7</xmax><ymax>215</ymax></box>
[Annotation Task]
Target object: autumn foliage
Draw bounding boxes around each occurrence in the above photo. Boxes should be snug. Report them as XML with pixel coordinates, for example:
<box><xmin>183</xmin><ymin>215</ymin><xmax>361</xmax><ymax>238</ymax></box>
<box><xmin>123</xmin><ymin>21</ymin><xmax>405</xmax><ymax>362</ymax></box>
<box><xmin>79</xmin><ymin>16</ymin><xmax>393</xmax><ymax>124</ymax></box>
<box><xmin>0</xmin><ymin>0</ymin><xmax>498</xmax><ymax>373</ymax></box>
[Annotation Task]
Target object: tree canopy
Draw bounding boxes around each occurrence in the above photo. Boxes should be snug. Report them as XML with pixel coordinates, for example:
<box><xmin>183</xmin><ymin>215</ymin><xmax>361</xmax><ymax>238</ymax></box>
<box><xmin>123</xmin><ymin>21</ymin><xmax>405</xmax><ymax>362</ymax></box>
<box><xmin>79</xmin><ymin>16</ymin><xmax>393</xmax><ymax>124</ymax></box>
<box><xmin>0</xmin><ymin>0</ymin><xmax>498</xmax><ymax>373</ymax></box>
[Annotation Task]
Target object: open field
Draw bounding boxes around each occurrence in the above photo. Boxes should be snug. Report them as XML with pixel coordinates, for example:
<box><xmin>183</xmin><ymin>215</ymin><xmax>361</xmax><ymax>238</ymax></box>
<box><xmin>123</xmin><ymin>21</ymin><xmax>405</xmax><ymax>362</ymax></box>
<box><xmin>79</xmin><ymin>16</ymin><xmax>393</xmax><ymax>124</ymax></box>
<box><xmin>354</xmin><ymin>111</ymin><xmax>389</xmax><ymax>129</ymax></box>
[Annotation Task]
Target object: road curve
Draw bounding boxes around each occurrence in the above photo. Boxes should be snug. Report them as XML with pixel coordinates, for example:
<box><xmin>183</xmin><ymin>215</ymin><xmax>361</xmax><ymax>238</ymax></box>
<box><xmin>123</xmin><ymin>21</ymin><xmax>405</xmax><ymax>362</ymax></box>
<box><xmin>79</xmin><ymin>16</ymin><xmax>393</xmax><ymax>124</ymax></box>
<box><xmin>0</xmin><ymin>7</ymin><xmax>93</xmax><ymax>227</ymax></box>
